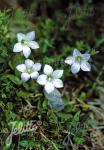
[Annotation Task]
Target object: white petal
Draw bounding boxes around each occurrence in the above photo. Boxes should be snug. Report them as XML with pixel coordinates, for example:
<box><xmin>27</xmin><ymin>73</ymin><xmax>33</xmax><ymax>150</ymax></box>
<box><xmin>65</xmin><ymin>56</ymin><xmax>74</xmax><ymax>65</ymax></box>
<box><xmin>45</xmin><ymin>82</ymin><xmax>54</xmax><ymax>93</ymax></box>
<box><xmin>13</xmin><ymin>43</ymin><xmax>23</xmax><ymax>52</ymax></box>
<box><xmin>17</xmin><ymin>33</ymin><xmax>25</xmax><ymax>42</ymax></box>
<box><xmin>71</xmin><ymin>62</ymin><xmax>80</xmax><ymax>74</ymax></box>
<box><xmin>37</xmin><ymin>74</ymin><xmax>47</xmax><ymax>85</ymax></box>
<box><xmin>82</xmin><ymin>53</ymin><xmax>91</xmax><ymax>61</ymax></box>
<box><xmin>52</xmin><ymin>70</ymin><xmax>63</xmax><ymax>79</ymax></box>
<box><xmin>44</xmin><ymin>65</ymin><xmax>53</xmax><ymax>75</ymax></box>
<box><xmin>25</xmin><ymin>59</ymin><xmax>34</xmax><ymax>69</ymax></box>
<box><xmin>16</xmin><ymin>64</ymin><xmax>26</xmax><ymax>72</ymax></box>
<box><xmin>32</xmin><ymin>63</ymin><xmax>41</xmax><ymax>71</ymax></box>
<box><xmin>21</xmin><ymin>73</ymin><xmax>30</xmax><ymax>82</ymax></box>
<box><xmin>73</xmin><ymin>49</ymin><xmax>81</xmax><ymax>56</ymax></box>
<box><xmin>53</xmin><ymin>79</ymin><xmax>63</xmax><ymax>88</ymax></box>
<box><xmin>26</xmin><ymin>31</ymin><xmax>35</xmax><ymax>40</ymax></box>
<box><xmin>81</xmin><ymin>61</ymin><xmax>91</xmax><ymax>71</ymax></box>
<box><xmin>27</xmin><ymin>41</ymin><xmax>39</xmax><ymax>49</ymax></box>
<box><xmin>31</xmin><ymin>71</ymin><xmax>39</xmax><ymax>79</ymax></box>
<box><xmin>23</xmin><ymin>45</ymin><xmax>31</xmax><ymax>58</ymax></box>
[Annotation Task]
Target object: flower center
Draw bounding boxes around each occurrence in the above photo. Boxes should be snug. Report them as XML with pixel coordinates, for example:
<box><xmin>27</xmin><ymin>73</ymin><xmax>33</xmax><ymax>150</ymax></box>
<box><xmin>21</xmin><ymin>39</ymin><xmax>25</xmax><ymax>44</ymax></box>
<box><xmin>76</xmin><ymin>55</ymin><xmax>83</xmax><ymax>62</ymax></box>
<box><xmin>21</xmin><ymin>38</ymin><xmax>29</xmax><ymax>44</ymax></box>
<box><xmin>26</xmin><ymin>69</ymin><xmax>32</xmax><ymax>74</ymax></box>
<box><xmin>47</xmin><ymin>76</ymin><xmax>53</xmax><ymax>82</ymax></box>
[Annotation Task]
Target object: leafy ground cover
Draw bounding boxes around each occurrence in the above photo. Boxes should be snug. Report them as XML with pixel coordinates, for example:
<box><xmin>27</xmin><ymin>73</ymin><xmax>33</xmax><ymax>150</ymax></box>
<box><xmin>0</xmin><ymin>0</ymin><xmax>104</xmax><ymax>149</ymax></box>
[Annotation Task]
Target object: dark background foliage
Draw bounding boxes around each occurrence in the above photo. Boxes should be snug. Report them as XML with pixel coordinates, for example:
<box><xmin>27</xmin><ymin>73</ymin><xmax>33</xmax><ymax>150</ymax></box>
<box><xmin>0</xmin><ymin>0</ymin><xmax>104</xmax><ymax>149</ymax></box>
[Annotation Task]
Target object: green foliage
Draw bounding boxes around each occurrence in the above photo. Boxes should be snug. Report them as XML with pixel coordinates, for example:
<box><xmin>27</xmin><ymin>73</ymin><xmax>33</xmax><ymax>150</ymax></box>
<box><xmin>0</xmin><ymin>1</ymin><xmax>104</xmax><ymax>149</ymax></box>
<box><xmin>39</xmin><ymin>18</ymin><xmax>55</xmax><ymax>53</ymax></box>
<box><xmin>0</xmin><ymin>10</ymin><xmax>11</xmax><ymax>62</ymax></box>
<box><xmin>19</xmin><ymin>140</ymin><xmax>38</xmax><ymax>148</ymax></box>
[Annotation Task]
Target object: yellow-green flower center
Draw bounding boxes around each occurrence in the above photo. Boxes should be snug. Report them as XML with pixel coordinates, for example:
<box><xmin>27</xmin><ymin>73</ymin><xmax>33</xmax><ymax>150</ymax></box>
<box><xmin>26</xmin><ymin>69</ymin><xmax>32</xmax><ymax>74</ymax></box>
<box><xmin>47</xmin><ymin>76</ymin><xmax>53</xmax><ymax>82</ymax></box>
<box><xmin>21</xmin><ymin>38</ymin><xmax>29</xmax><ymax>44</ymax></box>
<box><xmin>76</xmin><ymin>55</ymin><xmax>83</xmax><ymax>62</ymax></box>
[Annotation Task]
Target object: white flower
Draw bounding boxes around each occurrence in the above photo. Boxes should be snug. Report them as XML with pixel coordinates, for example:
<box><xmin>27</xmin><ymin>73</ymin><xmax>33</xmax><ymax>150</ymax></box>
<box><xmin>37</xmin><ymin>65</ymin><xmax>63</xmax><ymax>93</ymax></box>
<box><xmin>13</xmin><ymin>31</ymin><xmax>39</xmax><ymax>58</ymax></box>
<box><xmin>65</xmin><ymin>49</ymin><xmax>91</xmax><ymax>74</ymax></box>
<box><xmin>16</xmin><ymin>59</ymin><xmax>41</xmax><ymax>82</ymax></box>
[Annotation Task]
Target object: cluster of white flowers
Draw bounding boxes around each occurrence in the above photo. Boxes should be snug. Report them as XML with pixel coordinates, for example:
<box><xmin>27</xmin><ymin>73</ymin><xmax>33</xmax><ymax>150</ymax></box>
<box><xmin>13</xmin><ymin>31</ymin><xmax>91</xmax><ymax>94</ymax></box>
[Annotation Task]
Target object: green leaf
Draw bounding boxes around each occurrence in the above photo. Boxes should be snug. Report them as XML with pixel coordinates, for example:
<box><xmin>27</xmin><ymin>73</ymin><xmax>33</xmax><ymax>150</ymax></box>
<box><xmin>19</xmin><ymin>140</ymin><xmax>38</xmax><ymax>148</ymax></box>
<box><xmin>58</xmin><ymin>113</ymin><xmax>72</xmax><ymax>122</ymax></box>
<box><xmin>19</xmin><ymin>140</ymin><xmax>28</xmax><ymax>148</ymax></box>
<box><xmin>17</xmin><ymin>91</ymin><xmax>30</xmax><ymax>99</ymax></box>
<box><xmin>6</xmin><ymin>75</ymin><xmax>22</xmax><ymax>85</ymax></box>
<box><xmin>74</xmin><ymin>137</ymin><xmax>85</xmax><ymax>145</ymax></box>
<box><xmin>42</xmin><ymin>99</ymin><xmax>48</xmax><ymax>110</ymax></box>
<box><xmin>73</xmin><ymin>111</ymin><xmax>80</xmax><ymax>122</ymax></box>
<box><xmin>48</xmin><ymin>112</ymin><xmax>58</xmax><ymax>124</ymax></box>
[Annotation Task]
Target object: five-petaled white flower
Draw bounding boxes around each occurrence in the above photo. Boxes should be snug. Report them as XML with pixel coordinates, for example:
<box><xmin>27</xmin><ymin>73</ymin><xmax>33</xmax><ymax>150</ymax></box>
<box><xmin>37</xmin><ymin>65</ymin><xmax>63</xmax><ymax>93</ymax></box>
<box><xmin>16</xmin><ymin>59</ymin><xmax>41</xmax><ymax>82</ymax></box>
<box><xmin>65</xmin><ymin>49</ymin><xmax>91</xmax><ymax>74</ymax></box>
<box><xmin>13</xmin><ymin>31</ymin><xmax>39</xmax><ymax>58</ymax></box>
